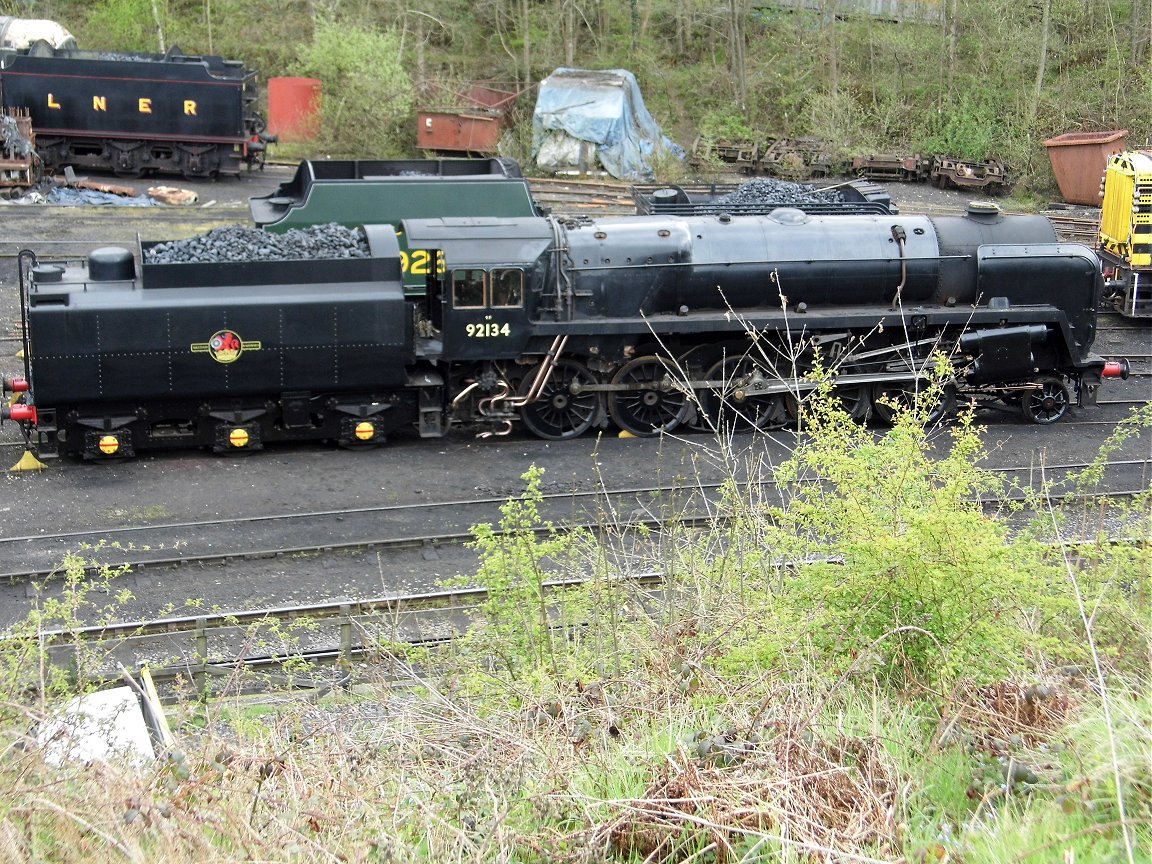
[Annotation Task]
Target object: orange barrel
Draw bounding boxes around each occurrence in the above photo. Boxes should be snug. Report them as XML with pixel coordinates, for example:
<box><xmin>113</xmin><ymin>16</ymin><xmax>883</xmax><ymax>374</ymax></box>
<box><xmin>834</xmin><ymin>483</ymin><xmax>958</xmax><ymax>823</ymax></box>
<box><xmin>267</xmin><ymin>77</ymin><xmax>322</xmax><ymax>142</ymax></box>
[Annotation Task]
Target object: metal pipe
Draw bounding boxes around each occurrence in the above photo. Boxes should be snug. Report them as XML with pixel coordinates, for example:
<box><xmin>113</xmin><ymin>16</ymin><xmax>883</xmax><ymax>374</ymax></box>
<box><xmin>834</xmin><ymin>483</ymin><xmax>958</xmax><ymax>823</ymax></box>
<box><xmin>889</xmin><ymin>225</ymin><xmax>908</xmax><ymax>310</ymax></box>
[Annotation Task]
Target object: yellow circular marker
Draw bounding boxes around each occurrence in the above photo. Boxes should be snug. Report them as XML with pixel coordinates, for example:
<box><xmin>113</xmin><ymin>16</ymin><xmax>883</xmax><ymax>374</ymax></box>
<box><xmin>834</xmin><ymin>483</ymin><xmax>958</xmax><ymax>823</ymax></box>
<box><xmin>354</xmin><ymin>421</ymin><xmax>375</xmax><ymax>441</ymax></box>
<box><xmin>98</xmin><ymin>435</ymin><xmax>119</xmax><ymax>455</ymax></box>
<box><xmin>228</xmin><ymin>428</ymin><xmax>250</xmax><ymax>448</ymax></box>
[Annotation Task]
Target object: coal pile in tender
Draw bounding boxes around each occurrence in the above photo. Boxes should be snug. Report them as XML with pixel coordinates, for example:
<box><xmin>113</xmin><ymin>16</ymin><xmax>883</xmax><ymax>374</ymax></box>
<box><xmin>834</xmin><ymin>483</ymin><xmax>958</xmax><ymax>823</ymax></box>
<box><xmin>714</xmin><ymin>178</ymin><xmax>848</xmax><ymax>208</ymax></box>
<box><xmin>143</xmin><ymin>223</ymin><xmax>370</xmax><ymax>264</ymax></box>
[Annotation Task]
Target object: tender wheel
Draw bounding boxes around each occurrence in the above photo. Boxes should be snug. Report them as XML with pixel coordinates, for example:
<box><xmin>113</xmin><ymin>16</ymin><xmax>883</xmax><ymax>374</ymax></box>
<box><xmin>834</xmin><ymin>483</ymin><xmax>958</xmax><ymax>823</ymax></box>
<box><xmin>871</xmin><ymin>382</ymin><xmax>955</xmax><ymax>426</ymax></box>
<box><xmin>607</xmin><ymin>355</ymin><xmax>689</xmax><ymax>436</ymax></box>
<box><xmin>704</xmin><ymin>355</ymin><xmax>788</xmax><ymax>432</ymax></box>
<box><xmin>518</xmin><ymin>359</ymin><xmax>602</xmax><ymax>440</ymax></box>
<box><xmin>1019</xmin><ymin>375</ymin><xmax>1070</xmax><ymax>425</ymax></box>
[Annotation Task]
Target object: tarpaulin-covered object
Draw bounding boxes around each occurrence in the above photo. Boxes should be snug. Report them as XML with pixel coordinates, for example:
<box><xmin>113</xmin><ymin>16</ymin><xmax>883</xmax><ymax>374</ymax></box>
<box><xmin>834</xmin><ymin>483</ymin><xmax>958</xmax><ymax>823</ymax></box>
<box><xmin>532</xmin><ymin>68</ymin><xmax>683</xmax><ymax>181</ymax></box>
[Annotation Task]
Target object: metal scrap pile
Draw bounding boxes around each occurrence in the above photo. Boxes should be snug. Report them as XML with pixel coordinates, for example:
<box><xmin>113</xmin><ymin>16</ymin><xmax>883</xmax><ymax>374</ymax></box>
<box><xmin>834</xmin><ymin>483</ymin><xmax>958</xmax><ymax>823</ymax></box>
<box><xmin>143</xmin><ymin>223</ymin><xmax>370</xmax><ymax>264</ymax></box>
<box><xmin>0</xmin><ymin>114</ymin><xmax>33</xmax><ymax>158</ymax></box>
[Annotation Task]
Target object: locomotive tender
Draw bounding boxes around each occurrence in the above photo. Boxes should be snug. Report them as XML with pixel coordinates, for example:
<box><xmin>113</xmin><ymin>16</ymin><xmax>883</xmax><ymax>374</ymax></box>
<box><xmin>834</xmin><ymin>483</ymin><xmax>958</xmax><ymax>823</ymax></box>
<box><xmin>3</xmin><ymin>203</ymin><xmax>1129</xmax><ymax>459</ymax></box>
<box><xmin>0</xmin><ymin>20</ymin><xmax>269</xmax><ymax>178</ymax></box>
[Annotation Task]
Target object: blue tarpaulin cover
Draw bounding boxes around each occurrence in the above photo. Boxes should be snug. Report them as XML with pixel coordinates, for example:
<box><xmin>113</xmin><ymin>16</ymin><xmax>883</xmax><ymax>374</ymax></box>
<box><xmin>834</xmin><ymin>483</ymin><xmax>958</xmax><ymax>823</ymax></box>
<box><xmin>532</xmin><ymin>68</ymin><xmax>683</xmax><ymax>181</ymax></box>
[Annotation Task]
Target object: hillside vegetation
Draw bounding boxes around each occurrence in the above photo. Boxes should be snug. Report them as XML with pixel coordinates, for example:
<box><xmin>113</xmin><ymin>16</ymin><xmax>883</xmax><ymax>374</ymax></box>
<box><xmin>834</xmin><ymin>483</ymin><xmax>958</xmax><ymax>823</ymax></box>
<box><xmin>25</xmin><ymin>0</ymin><xmax>1152</xmax><ymax>194</ymax></box>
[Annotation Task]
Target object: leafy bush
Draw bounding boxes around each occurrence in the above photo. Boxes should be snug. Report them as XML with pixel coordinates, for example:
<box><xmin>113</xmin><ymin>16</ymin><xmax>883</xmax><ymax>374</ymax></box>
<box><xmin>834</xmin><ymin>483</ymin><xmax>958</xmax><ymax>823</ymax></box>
<box><xmin>449</xmin><ymin>465</ymin><xmax>596</xmax><ymax>691</ymax></box>
<box><xmin>714</xmin><ymin>383</ymin><xmax>1076</xmax><ymax>688</ymax></box>
<box><xmin>697</xmin><ymin>110</ymin><xmax>758</xmax><ymax>143</ymax></box>
<box><xmin>292</xmin><ymin>19</ymin><xmax>413</xmax><ymax>157</ymax></box>
<box><xmin>80</xmin><ymin>0</ymin><xmax>165</xmax><ymax>52</ymax></box>
<box><xmin>921</xmin><ymin>92</ymin><xmax>1005</xmax><ymax>160</ymax></box>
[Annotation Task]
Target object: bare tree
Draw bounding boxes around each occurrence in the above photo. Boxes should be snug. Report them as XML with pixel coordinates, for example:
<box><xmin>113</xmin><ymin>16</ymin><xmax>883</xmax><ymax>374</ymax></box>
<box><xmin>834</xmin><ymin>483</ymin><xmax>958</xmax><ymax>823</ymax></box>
<box><xmin>729</xmin><ymin>0</ymin><xmax>748</xmax><ymax>109</ymax></box>
<box><xmin>1133</xmin><ymin>0</ymin><xmax>1152</xmax><ymax>63</ymax></box>
<box><xmin>823</xmin><ymin>0</ymin><xmax>840</xmax><ymax>97</ymax></box>
<box><xmin>944</xmin><ymin>0</ymin><xmax>959</xmax><ymax>106</ymax></box>
<box><xmin>150</xmin><ymin>0</ymin><xmax>166</xmax><ymax>52</ymax></box>
<box><xmin>1030</xmin><ymin>0</ymin><xmax>1052</xmax><ymax>123</ymax></box>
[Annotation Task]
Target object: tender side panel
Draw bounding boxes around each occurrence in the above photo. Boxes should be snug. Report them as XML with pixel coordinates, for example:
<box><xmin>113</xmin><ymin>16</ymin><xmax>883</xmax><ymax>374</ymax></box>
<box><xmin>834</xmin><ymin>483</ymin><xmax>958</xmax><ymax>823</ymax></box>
<box><xmin>28</xmin><ymin>283</ymin><xmax>412</xmax><ymax>404</ymax></box>
<box><xmin>0</xmin><ymin>52</ymin><xmax>249</xmax><ymax>141</ymax></box>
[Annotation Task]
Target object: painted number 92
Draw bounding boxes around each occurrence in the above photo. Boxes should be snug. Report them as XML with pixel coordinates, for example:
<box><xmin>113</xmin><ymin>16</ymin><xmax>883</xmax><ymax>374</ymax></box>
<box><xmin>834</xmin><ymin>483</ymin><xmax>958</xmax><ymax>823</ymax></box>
<box><xmin>467</xmin><ymin>322</ymin><xmax>511</xmax><ymax>338</ymax></box>
<box><xmin>400</xmin><ymin>249</ymin><xmax>446</xmax><ymax>275</ymax></box>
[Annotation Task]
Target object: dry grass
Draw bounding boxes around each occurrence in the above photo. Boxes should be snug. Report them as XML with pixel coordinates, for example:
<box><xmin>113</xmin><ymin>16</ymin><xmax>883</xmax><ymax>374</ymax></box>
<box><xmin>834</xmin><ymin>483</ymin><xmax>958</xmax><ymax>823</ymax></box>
<box><xmin>0</xmin><ymin>644</ymin><xmax>1147</xmax><ymax>864</ymax></box>
<box><xmin>596</xmin><ymin>721</ymin><xmax>900</xmax><ymax>862</ymax></box>
<box><xmin>937</xmin><ymin>679</ymin><xmax>1077</xmax><ymax>750</ymax></box>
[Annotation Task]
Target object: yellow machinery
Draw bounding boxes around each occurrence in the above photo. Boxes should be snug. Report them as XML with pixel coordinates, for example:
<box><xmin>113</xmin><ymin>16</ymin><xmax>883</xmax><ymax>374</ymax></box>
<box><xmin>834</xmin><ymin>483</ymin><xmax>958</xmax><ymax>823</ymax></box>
<box><xmin>1098</xmin><ymin>149</ymin><xmax>1152</xmax><ymax>317</ymax></box>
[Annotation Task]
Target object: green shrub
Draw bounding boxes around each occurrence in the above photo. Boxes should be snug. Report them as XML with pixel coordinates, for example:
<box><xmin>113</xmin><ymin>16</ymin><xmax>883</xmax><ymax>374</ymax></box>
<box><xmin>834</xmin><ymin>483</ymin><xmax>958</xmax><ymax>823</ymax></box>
<box><xmin>735</xmin><ymin>385</ymin><xmax>1076</xmax><ymax>688</ymax></box>
<box><xmin>292</xmin><ymin>19</ymin><xmax>413</xmax><ymax>157</ymax></box>
<box><xmin>450</xmin><ymin>465</ymin><xmax>593</xmax><ymax>689</ymax></box>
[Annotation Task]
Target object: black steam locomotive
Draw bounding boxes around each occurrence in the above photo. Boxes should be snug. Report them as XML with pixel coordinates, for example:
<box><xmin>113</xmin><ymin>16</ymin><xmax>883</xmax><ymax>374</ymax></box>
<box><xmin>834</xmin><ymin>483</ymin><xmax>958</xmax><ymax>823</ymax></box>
<box><xmin>2</xmin><ymin>204</ymin><xmax>1129</xmax><ymax>460</ymax></box>
<box><xmin>0</xmin><ymin>34</ymin><xmax>269</xmax><ymax>177</ymax></box>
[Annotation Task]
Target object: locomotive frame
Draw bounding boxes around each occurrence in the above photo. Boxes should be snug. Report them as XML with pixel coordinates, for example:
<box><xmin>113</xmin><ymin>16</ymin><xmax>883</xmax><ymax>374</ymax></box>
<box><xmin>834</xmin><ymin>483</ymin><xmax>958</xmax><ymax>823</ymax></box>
<box><xmin>407</xmin><ymin>220</ymin><xmax>1105</xmax><ymax>439</ymax></box>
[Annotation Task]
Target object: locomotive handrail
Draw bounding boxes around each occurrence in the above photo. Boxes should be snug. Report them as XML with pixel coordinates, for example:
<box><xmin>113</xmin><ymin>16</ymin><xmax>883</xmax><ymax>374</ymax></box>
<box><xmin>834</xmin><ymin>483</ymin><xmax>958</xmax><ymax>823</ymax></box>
<box><xmin>889</xmin><ymin>224</ymin><xmax>909</xmax><ymax>309</ymax></box>
<box><xmin>15</xmin><ymin>249</ymin><xmax>34</xmax><ymax>385</ymax></box>
<box><xmin>569</xmin><ymin>252</ymin><xmax>977</xmax><ymax>273</ymax></box>
<box><xmin>550</xmin><ymin>217</ymin><xmax>574</xmax><ymax>319</ymax></box>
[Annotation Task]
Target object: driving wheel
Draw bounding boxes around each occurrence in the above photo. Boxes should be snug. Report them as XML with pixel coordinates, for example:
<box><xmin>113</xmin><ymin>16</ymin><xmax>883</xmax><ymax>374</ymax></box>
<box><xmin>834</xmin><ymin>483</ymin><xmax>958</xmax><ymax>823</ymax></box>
<box><xmin>704</xmin><ymin>355</ymin><xmax>788</xmax><ymax>432</ymax></box>
<box><xmin>607</xmin><ymin>355</ymin><xmax>689</xmax><ymax>436</ymax></box>
<box><xmin>871</xmin><ymin>381</ymin><xmax>955</xmax><ymax>426</ymax></box>
<box><xmin>518</xmin><ymin>359</ymin><xmax>603</xmax><ymax>440</ymax></box>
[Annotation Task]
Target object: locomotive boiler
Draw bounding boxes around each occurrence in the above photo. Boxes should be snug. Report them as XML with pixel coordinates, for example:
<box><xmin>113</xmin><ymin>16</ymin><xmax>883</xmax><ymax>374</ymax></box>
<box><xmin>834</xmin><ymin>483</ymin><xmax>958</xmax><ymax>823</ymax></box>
<box><xmin>2</xmin><ymin>203</ymin><xmax>1129</xmax><ymax>460</ymax></box>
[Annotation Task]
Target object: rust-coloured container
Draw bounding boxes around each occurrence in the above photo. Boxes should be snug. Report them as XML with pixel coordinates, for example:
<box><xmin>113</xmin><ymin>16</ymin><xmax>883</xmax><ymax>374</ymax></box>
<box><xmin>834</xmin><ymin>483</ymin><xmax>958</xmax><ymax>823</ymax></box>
<box><xmin>267</xmin><ymin>77</ymin><xmax>322</xmax><ymax>142</ymax></box>
<box><xmin>1043</xmin><ymin>129</ymin><xmax>1128</xmax><ymax>205</ymax></box>
<box><xmin>418</xmin><ymin>110</ymin><xmax>503</xmax><ymax>154</ymax></box>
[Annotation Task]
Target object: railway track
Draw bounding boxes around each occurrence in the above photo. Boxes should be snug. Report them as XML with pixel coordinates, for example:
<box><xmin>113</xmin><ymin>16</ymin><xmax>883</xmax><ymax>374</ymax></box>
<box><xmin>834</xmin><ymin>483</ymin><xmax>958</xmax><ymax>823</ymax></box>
<box><xmin>28</xmin><ymin>524</ymin><xmax>1150</xmax><ymax>699</ymax></box>
<box><xmin>4</xmin><ymin>452</ymin><xmax>1146</xmax><ymax>589</ymax></box>
<box><xmin>29</xmin><ymin>571</ymin><xmax>669</xmax><ymax>699</ymax></box>
<box><xmin>1045</xmin><ymin>213</ymin><xmax>1099</xmax><ymax>244</ymax></box>
<box><xmin>0</xmin><ymin>484</ymin><xmax>701</xmax><ymax>583</ymax></box>
<box><xmin>529</xmin><ymin>176</ymin><xmax>636</xmax><ymax>216</ymax></box>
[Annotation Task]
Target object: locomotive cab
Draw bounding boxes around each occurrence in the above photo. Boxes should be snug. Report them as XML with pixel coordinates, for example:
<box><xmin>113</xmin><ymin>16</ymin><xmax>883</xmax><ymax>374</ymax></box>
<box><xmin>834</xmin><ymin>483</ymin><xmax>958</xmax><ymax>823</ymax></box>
<box><xmin>405</xmin><ymin>216</ymin><xmax>554</xmax><ymax>362</ymax></box>
<box><xmin>434</xmin><ymin>267</ymin><xmax>531</xmax><ymax>360</ymax></box>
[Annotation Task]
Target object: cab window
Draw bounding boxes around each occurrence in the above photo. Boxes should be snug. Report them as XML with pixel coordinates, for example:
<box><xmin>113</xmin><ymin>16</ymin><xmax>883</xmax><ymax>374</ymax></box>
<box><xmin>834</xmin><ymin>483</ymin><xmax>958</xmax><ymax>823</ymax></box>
<box><xmin>490</xmin><ymin>269</ymin><xmax>523</xmax><ymax>308</ymax></box>
<box><xmin>452</xmin><ymin>270</ymin><xmax>485</xmax><ymax>308</ymax></box>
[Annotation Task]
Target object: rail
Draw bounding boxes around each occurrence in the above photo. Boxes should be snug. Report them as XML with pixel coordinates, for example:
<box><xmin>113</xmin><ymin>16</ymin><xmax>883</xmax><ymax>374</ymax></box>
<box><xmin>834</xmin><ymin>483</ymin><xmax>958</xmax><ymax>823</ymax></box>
<box><xmin>21</xmin><ymin>573</ymin><xmax>667</xmax><ymax>698</ymax></box>
<box><xmin>20</xmin><ymin>525</ymin><xmax>1150</xmax><ymax>698</ymax></box>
